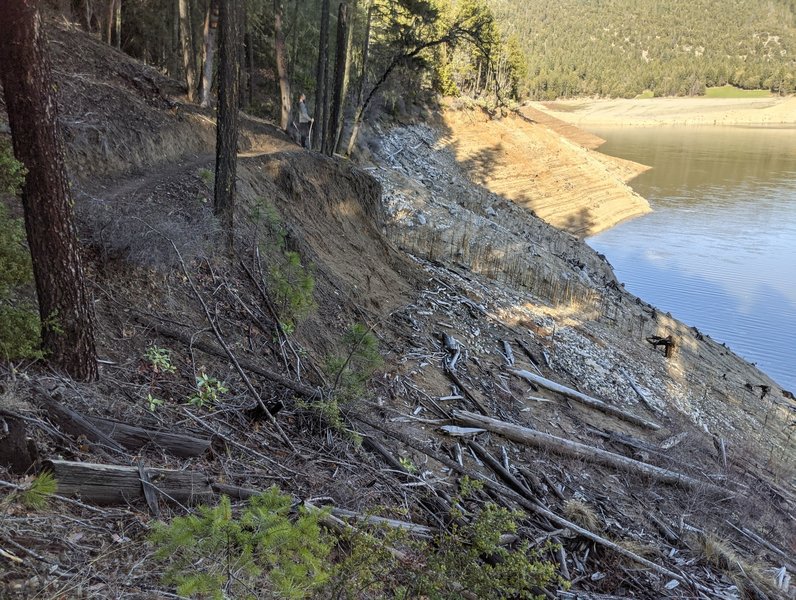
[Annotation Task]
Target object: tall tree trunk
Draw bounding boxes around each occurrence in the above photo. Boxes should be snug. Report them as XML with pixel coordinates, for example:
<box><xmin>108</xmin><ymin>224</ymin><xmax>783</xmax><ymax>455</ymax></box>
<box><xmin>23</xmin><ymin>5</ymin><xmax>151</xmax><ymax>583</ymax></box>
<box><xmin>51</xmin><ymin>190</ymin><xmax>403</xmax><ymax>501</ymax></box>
<box><xmin>274</xmin><ymin>0</ymin><xmax>292</xmax><ymax>130</ymax></box>
<box><xmin>113</xmin><ymin>0</ymin><xmax>121</xmax><ymax>48</ymax></box>
<box><xmin>214</xmin><ymin>0</ymin><xmax>240</xmax><ymax>249</ymax></box>
<box><xmin>170</xmin><ymin>0</ymin><xmax>181</xmax><ymax>76</ymax></box>
<box><xmin>288</xmin><ymin>0</ymin><xmax>300</xmax><ymax>76</ymax></box>
<box><xmin>345</xmin><ymin>0</ymin><xmax>372</xmax><ymax>156</ymax></box>
<box><xmin>200</xmin><ymin>0</ymin><xmax>220</xmax><ymax>108</ymax></box>
<box><xmin>245</xmin><ymin>20</ymin><xmax>254</xmax><ymax>106</ymax></box>
<box><xmin>313</xmin><ymin>0</ymin><xmax>330</xmax><ymax>150</ymax></box>
<box><xmin>0</xmin><ymin>0</ymin><xmax>98</xmax><ymax>381</ymax></box>
<box><xmin>325</xmin><ymin>1</ymin><xmax>348</xmax><ymax>156</ymax></box>
<box><xmin>237</xmin><ymin>1</ymin><xmax>249</xmax><ymax>110</ymax></box>
<box><xmin>334</xmin><ymin>0</ymin><xmax>356</xmax><ymax>152</ymax></box>
<box><xmin>178</xmin><ymin>0</ymin><xmax>196</xmax><ymax>101</ymax></box>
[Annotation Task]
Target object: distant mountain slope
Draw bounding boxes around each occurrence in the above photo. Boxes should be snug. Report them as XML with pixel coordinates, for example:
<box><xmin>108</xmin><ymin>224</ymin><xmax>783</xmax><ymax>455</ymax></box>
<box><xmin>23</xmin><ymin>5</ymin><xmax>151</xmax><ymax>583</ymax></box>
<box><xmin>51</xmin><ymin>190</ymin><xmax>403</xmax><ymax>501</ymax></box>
<box><xmin>488</xmin><ymin>0</ymin><xmax>796</xmax><ymax>98</ymax></box>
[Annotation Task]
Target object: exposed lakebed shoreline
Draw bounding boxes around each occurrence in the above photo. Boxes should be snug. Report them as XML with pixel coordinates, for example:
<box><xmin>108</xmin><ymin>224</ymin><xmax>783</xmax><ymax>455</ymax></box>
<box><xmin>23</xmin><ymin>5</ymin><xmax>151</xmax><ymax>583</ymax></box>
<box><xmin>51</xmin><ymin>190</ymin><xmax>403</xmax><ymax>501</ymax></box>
<box><xmin>532</xmin><ymin>95</ymin><xmax>796</xmax><ymax>127</ymax></box>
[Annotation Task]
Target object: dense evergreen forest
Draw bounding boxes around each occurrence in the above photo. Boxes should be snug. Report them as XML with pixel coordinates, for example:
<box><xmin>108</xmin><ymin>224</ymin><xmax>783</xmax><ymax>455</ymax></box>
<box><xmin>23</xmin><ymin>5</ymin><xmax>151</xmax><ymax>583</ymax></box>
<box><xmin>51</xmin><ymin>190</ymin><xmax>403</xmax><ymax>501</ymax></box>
<box><xmin>51</xmin><ymin>0</ymin><xmax>519</xmax><ymax>135</ymax></box>
<box><xmin>488</xmin><ymin>0</ymin><xmax>796</xmax><ymax>98</ymax></box>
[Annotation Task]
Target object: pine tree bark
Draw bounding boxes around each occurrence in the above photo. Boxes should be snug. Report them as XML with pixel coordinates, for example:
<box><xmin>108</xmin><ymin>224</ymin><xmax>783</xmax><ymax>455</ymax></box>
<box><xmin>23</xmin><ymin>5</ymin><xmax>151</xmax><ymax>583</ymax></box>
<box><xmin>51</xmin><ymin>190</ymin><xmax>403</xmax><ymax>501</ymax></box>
<box><xmin>313</xmin><ymin>0</ymin><xmax>330</xmax><ymax>150</ymax></box>
<box><xmin>178</xmin><ymin>0</ymin><xmax>196</xmax><ymax>101</ymax></box>
<box><xmin>238</xmin><ymin>5</ymin><xmax>248</xmax><ymax>109</ymax></box>
<box><xmin>334</xmin><ymin>0</ymin><xmax>356</xmax><ymax>153</ymax></box>
<box><xmin>325</xmin><ymin>1</ymin><xmax>348</xmax><ymax>156</ymax></box>
<box><xmin>274</xmin><ymin>0</ymin><xmax>292</xmax><ymax>130</ymax></box>
<box><xmin>345</xmin><ymin>0</ymin><xmax>373</xmax><ymax>156</ymax></box>
<box><xmin>214</xmin><ymin>0</ymin><xmax>240</xmax><ymax>249</ymax></box>
<box><xmin>0</xmin><ymin>1</ymin><xmax>98</xmax><ymax>381</ymax></box>
<box><xmin>200</xmin><ymin>0</ymin><xmax>220</xmax><ymax>107</ymax></box>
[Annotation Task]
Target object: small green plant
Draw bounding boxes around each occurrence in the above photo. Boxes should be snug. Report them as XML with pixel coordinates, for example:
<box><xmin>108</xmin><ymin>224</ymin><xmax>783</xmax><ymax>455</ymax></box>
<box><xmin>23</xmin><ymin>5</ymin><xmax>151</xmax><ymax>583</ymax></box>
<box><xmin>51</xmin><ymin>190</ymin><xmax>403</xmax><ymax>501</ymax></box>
<box><xmin>398</xmin><ymin>456</ymin><xmax>417</xmax><ymax>474</ymax></box>
<box><xmin>325</xmin><ymin>323</ymin><xmax>383</xmax><ymax>401</ymax></box>
<box><xmin>197</xmin><ymin>168</ymin><xmax>214</xmax><ymax>187</ymax></box>
<box><xmin>270</xmin><ymin>250</ymin><xmax>315</xmax><ymax>326</ymax></box>
<box><xmin>149</xmin><ymin>489</ymin><xmax>332</xmax><ymax>600</ymax></box>
<box><xmin>189</xmin><ymin>371</ymin><xmax>228</xmax><ymax>407</ymax></box>
<box><xmin>0</xmin><ymin>137</ymin><xmax>26</xmax><ymax>195</ymax></box>
<box><xmin>0</xmin><ymin>472</ymin><xmax>58</xmax><ymax>511</ymax></box>
<box><xmin>146</xmin><ymin>393</ymin><xmax>164</xmax><ymax>412</ymax></box>
<box><xmin>145</xmin><ymin>345</ymin><xmax>176</xmax><ymax>374</ymax></box>
<box><xmin>0</xmin><ymin>140</ymin><xmax>40</xmax><ymax>360</ymax></box>
<box><xmin>326</xmin><ymin>493</ymin><xmax>563</xmax><ymax>599</ymax></box>
<box><xmin>249</xmin><ymin>198</ymin><xmax>316</xmax><ymax>331</ymax></box>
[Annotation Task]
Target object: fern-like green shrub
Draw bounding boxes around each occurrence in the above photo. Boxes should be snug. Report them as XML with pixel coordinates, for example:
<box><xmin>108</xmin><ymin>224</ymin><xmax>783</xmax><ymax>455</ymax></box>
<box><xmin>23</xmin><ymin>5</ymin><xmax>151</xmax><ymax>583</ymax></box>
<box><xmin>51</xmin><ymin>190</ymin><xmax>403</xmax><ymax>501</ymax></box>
<box><xmin>149</xmin><ymin>489</ymin><xmax>332</xmax><ymax>599</ymax></box>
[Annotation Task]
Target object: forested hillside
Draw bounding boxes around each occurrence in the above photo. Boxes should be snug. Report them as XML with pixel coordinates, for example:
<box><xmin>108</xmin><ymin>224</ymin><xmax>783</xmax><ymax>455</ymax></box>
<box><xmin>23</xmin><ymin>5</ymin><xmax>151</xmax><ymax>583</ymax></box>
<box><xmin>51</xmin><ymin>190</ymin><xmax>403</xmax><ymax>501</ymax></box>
<box><xmin>489</xmin><ymin>0</ymin><xmax>796</xmax><ymax>98</ymax></box>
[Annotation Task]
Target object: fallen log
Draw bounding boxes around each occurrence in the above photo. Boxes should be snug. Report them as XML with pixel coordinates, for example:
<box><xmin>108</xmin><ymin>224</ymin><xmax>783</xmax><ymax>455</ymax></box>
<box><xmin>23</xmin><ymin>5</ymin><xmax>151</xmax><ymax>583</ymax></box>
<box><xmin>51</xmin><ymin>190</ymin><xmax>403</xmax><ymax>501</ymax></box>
<box><xmin>43</xmin><ymin>459</ymin><xmax>213</xmax><ymax>505</ymax></box>
<box><xmin>445</xmin><ymin>369</ymin><xmax>489</xmax><ymax>415</ymax></box>
<box><xmin>620</xmin><ymin>368</ymin><xmax>662</xmax><ymax>417</ymax></box>
<box><xmin>353</xmin><ymin>414</ymin><xmax>707</xmax><ymax>591</ymax></box>
<box><xmin>86</xmin><ymin>416</ymin><xmax>212</xmax><ymax>458</ymax></box>
<box><xmin>33</xmin><ymin>386</ymin><xmax>126</xmax><ymax>454</ymax></box>
<box><xmin>451</xmin><ymin>410</ymin><xmax>727</xmax><ymax>495</ymax></box>
<box><xmin>510</xmin><ymin>369</ymin><xmax>660</xmax><ymax>430</ymax></box>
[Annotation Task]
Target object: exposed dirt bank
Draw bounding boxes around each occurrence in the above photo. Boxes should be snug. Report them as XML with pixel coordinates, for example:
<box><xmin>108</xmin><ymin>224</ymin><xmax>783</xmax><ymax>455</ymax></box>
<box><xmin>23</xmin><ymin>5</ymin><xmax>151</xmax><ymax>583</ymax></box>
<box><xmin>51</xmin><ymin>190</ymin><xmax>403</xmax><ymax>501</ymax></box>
<box><xmin>530</xmin><ymin>96</ymin><xmax>796</xmax><ymax>127</ymax></box>
<box><xmin>430</xmin><ymin>105</ymin><xmax>651</xmax><ymax>237</ymax></box>
<box><xmin>1</xmin><ymin>20</ymin><xmax>794</xmax><ymax>599</ymax></box>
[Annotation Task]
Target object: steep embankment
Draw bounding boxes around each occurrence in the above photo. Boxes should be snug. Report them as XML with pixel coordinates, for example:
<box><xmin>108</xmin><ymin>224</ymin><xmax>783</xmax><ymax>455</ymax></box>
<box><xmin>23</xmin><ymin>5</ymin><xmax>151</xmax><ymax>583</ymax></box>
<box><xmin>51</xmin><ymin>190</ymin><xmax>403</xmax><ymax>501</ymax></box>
<box><xmin>435</xmin><ymin>104</ymin><xmax>651</xmax><ymax>237</ymax></box>
<box><xmin>1</xmin><ymin>19</ymin><xmax>794</xmax><ymax>600</ymax></box>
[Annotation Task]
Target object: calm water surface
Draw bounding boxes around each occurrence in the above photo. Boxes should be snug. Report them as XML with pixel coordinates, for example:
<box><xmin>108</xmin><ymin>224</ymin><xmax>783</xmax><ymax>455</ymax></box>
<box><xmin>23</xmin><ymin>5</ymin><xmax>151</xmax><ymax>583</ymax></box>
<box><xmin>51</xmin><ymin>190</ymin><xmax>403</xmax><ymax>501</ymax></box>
<box><xmin>587</xmin><ymin>126</ymin><xmax>796</xmax><ymax>391</ymax></box>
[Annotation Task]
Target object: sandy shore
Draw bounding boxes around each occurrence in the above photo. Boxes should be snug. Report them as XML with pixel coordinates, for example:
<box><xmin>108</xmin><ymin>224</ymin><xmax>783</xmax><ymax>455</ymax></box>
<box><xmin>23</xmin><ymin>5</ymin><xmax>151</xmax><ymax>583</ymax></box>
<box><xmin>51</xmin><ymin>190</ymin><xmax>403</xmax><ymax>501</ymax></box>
<box><xmin>529</xmin><ymin>96</ymin><xmax>796</xmax><ymax>127</ymax></box>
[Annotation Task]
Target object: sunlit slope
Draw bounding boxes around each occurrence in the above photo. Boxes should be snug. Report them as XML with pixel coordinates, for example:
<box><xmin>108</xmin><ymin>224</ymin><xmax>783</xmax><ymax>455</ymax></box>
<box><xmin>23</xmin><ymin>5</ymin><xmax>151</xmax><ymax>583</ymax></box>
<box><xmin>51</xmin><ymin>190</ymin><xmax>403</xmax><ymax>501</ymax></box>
<box><xmin>439</xmin><ymin>107</ymin><xmax>650</xmax><ymax>237</ymax></box>
<box><xmin>489</xmin><ymin>0</ymin><xmax>796</xmax><ymax>98</ymax></box>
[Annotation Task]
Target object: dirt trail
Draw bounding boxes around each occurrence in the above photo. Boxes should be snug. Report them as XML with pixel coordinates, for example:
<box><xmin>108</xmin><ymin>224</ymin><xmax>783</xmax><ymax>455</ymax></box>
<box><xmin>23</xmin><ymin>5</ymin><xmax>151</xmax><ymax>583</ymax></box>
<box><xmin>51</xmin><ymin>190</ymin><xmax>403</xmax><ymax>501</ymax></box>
<box><xmin>437</xmin><ymin>107</ymin><xmax>650</xmax><ymax>237</ymax></box>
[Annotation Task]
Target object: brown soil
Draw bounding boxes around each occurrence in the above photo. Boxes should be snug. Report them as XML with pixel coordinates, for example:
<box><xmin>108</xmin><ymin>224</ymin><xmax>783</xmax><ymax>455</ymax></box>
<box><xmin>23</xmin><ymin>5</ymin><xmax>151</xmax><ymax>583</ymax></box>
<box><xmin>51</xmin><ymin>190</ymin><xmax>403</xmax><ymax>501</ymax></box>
<box><xmin>435</xmin><ymin>103</ymin><xmax>651</xmax><ymax>237</ymax></box>
<box><xmin>1</xmin><ymin>18</ymin><xmax>794</xmax><ymax>600</ymax></box>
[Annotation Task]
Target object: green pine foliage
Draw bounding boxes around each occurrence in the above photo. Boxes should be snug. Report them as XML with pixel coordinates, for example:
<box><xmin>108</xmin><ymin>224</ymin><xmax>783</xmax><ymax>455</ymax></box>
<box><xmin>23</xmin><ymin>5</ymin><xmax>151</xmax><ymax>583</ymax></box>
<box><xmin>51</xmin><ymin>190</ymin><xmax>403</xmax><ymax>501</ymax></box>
<box><xmin>326</xmin><ymin>323</ymin><xmax>384</xmax><ymax>401</ymax></box>
<box><xmin>325</xmin><ymin>494</ymin><xmax>563</xmax><ymax>598</ymax></box>
<box><xmin>0</xmin><ymin>138</ymin><xmax>41</xmax><ymax>360</ymax></box>
<box><xmin>20</xmin><ymin>472</ymin><xmax>58</xmax><ymax>509</ymax></box>
<box><xmin>486</xmin><ymin>0</ymin><xmax>796</xmax><ymax>98</ymax></box>
<box><xmin>149</xmin><ymin>490</ymin><xmax>332</xmax><ymax>600</ymax></box>
<box><xmin>250</xmin><ymin>198</ymin><xmax>316</xmax><ymax>331</ymax></box>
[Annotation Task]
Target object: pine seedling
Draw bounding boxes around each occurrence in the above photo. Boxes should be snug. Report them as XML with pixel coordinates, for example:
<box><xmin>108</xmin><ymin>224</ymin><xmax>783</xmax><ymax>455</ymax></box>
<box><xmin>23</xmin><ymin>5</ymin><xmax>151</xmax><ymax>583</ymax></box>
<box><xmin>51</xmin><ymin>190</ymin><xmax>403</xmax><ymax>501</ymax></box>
<box><xmin>20</xmin><ymin>472</ymin><xmax>57</xmax><ymax>509</ymax></box>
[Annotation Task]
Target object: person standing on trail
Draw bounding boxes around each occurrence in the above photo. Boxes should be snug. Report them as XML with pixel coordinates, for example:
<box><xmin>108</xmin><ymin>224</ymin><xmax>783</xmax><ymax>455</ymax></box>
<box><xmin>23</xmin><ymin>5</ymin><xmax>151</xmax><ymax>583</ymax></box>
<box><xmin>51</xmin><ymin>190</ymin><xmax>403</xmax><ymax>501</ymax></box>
<box><xmin>297</xmin><ymin>93</ymin><xmax>313</xmax><ymax>149</ymax></box>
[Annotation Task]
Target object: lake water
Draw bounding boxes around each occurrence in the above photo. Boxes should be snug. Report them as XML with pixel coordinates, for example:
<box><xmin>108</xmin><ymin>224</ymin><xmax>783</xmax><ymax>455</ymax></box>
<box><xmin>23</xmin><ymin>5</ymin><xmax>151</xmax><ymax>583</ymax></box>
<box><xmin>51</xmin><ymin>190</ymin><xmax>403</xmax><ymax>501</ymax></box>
<box><xmin>587</xmin><ymin>126</ymin><xmax>796</xmax><ymax>392</ymax></box>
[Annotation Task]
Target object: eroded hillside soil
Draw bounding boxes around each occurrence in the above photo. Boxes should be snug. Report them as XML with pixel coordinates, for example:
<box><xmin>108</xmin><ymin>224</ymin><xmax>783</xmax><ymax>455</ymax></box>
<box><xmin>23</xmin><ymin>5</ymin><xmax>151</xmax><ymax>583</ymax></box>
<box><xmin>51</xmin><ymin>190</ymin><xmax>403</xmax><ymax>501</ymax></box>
<box><xmin>1</xmin><ymin>19</ymin><xmax>794</xmax><ymax>600</ymax></box>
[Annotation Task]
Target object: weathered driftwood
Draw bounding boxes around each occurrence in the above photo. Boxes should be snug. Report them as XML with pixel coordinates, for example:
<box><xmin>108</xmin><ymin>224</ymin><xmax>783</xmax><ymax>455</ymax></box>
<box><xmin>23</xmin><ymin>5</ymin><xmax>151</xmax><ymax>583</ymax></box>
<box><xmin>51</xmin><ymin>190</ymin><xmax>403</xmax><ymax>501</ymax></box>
<box><xmin>501</xmin><ymin>340</ymin><xmax>515</xmax><ymax>367</ymax></box>
<box><xmin>620</xmin><ymin>368</ymin><xmax>662</xmax><ymax>417</ymax></box>
<box><xmin>86</xmin><ymin>416</ymin><xmax>212</xmax><ymax>458</ymax></box>
<box><xmin>467</xmin><ymin>441</ymin><xmax>535</xmax><ymax>501</ymax></box>
<box><xmin>725</xmin><ymin>520</ymin><xmax>796</xmax><ymax>571</ymax></box>
<box><xmin>451</xmin><ymin>410</ymin><xmax>727</xmax><ymax>494</ymax></box>
<box><xmin>331</xmin><ymin>508</ymin><xmax>434</xmax><ymax>538</ymax></box>
<box><xmin>510</xmin><ymin>369</ymin><xmax>660</xmax><ymax>430</ymax></box>
<box><xmin>44</xmin><ymin>459</ymin><xmax>213</xmax><ymax>505</ymax></box>
<box><xmin>445</xmin><ymin>369</ymin><xmax>489</xmax><ymax>415</ymax></box>
<box><xmin>33</xmin><ymin>387</ymin><xmax>126</xmax><ymax>454</ymax></box>
<box><xmin>354</xmin><ymin>414</ymin><xmax>704</xmax><ymax>590</ymax></box>
<box><xmin>138</xmin><ymin>460</ymin><xmax>161</xmax><ymax>517</ymax></box>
